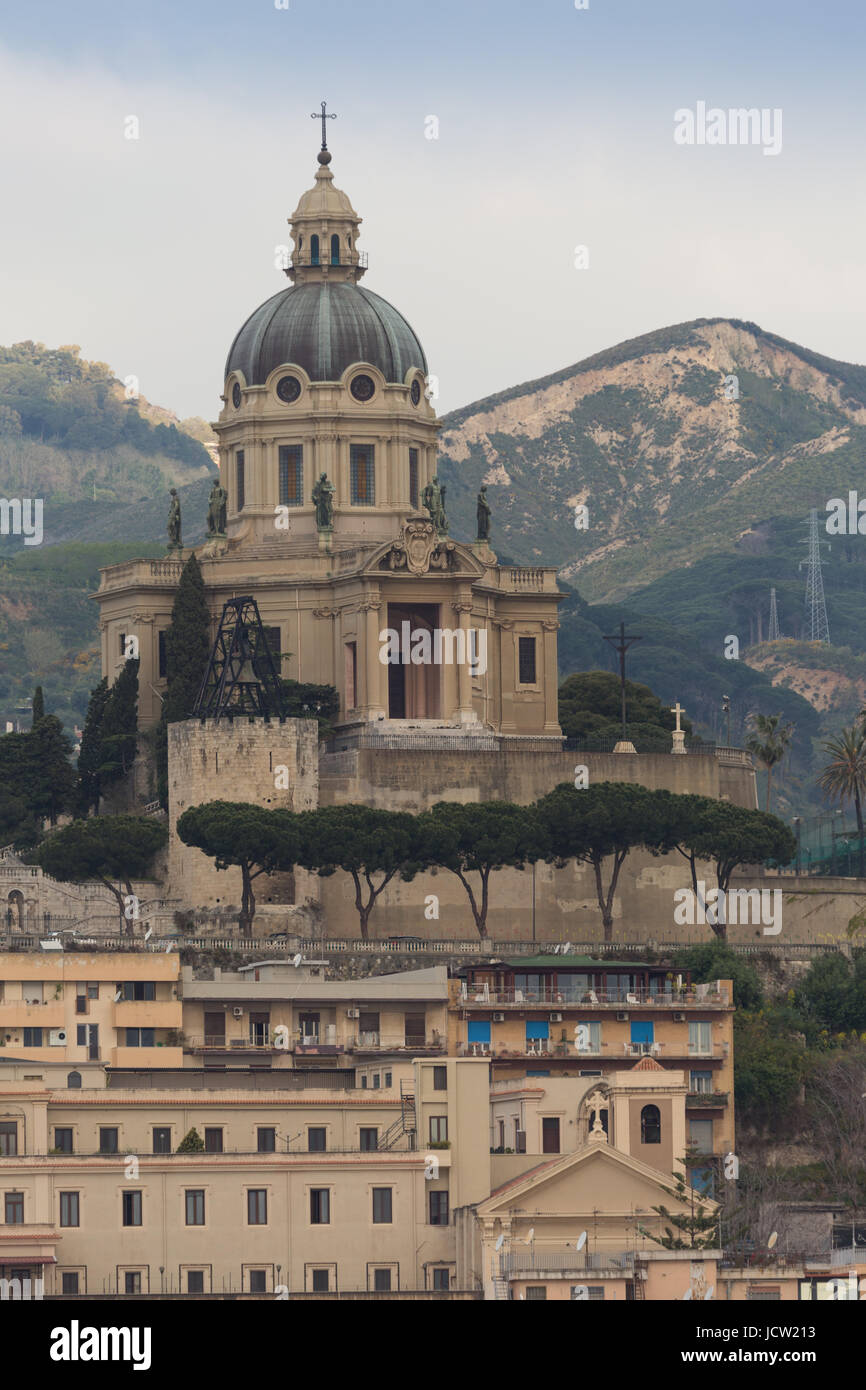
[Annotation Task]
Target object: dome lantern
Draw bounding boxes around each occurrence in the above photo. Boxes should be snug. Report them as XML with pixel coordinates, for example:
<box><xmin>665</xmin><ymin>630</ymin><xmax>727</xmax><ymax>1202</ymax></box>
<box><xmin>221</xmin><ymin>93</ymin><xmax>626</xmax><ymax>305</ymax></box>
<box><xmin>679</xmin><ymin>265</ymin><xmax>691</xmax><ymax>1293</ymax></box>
<box><xmin>285</xmin><ymin>107</ymin><xmax>366</xmax><ymax>286</ymax></box>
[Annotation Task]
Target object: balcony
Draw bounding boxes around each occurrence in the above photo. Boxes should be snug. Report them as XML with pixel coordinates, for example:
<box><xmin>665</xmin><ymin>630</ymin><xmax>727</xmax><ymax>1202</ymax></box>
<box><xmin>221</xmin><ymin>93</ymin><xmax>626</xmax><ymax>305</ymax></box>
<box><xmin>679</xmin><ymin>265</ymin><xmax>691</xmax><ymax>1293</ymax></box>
<box><xmin>502</xmin><ymin>1250</ymin><xmax>636</xmax><ymax>1275</ymax></box>
<box><xmin>458</xmin><ymin>986</ymin><xmax>729</xmax><ymax>1009</ymax></box>
<box><xmin>687</xmin><ymin>1091</ymin><xmax>730</xmax><ymax>1108</ymax></box>
<box><xmin>460</xmin><ymin>1039</ymin><xmax>727</xmax><ymax>1062</ymax></box>
<box><xmin>113</xmin><ymin>1001</ymin><xmax>181</xmax><ymax>1029</ymax></box>
<box><xmin>0</xmin><ymin>1002</ymin><xmax>65</xmax><ymax>1027</ymax></box>
<box><xmin>110</xmin><ymin>1045</ymin><xmax>184</xmax><ymax>1067</ymax></box>
<box><xmin>185</xmin><ymin>1036</ymin><xmax>282</xmax><ymax>1053</ymax></box>
<box><xmin>350</xmin><ymin>1034</ymin><xmax>445</xmax><ymax>1055</ymax></box>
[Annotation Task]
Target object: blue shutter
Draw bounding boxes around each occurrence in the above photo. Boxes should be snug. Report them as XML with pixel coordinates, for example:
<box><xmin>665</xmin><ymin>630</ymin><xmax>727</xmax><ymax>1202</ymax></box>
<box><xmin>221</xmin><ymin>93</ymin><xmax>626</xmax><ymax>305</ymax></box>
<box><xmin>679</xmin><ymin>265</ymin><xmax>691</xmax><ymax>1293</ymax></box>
<box><xmin>526</xmin><ymin>1021</ymin><xmax>549</xmax><ymax>1040</ymax></box>
<box><xmin>630</xmin><ymin>1021</ymin><xmax>654</xmax><ymax>1044</ymax></box>
<box><xmin>467</xmin><ymin>1021</ymin><xmax>491</xmax><ymax>1043</ymax></box>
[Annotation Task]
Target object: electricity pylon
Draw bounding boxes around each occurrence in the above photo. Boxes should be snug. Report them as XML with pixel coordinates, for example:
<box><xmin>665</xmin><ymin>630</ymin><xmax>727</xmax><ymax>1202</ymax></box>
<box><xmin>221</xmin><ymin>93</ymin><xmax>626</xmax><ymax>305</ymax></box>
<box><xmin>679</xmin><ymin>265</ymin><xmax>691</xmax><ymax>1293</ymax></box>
<box><xmin>768</xmin><ymin>587</ymin><xmax>781</xmax><ymax>641</ymax></box>
<box><xmin>804</xmin><ymin>508</ymin><xmax>830</xmax><ymax>644</ymax></box>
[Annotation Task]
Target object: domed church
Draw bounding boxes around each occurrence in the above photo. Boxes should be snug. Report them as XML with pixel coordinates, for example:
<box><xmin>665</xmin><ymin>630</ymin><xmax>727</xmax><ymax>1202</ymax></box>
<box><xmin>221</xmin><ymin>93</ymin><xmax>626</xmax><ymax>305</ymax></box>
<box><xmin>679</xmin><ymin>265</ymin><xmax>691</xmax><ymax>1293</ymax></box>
<box><xmin>96</xmin><ymin>119</ymin><xmax>563</xmax><ymax>744</ymax></box>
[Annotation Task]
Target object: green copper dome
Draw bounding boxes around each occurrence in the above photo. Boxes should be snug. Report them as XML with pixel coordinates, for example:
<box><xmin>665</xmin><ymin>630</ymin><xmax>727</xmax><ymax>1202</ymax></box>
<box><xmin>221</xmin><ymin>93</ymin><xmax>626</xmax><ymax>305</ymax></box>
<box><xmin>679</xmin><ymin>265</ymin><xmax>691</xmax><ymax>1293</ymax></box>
<box><xmin>225</xmin><ymin>282</ymin><xmax>427</xmax><ymax>387</ymax></box>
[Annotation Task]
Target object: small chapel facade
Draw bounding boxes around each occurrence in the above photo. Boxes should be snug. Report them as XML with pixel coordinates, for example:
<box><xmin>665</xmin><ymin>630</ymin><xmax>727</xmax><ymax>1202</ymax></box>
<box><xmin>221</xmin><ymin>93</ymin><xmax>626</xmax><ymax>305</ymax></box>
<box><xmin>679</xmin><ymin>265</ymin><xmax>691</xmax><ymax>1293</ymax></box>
<box><xmin>95</xmin><ymin>131</ymin><xmax>562</xmax><ymax>742</ymax></box>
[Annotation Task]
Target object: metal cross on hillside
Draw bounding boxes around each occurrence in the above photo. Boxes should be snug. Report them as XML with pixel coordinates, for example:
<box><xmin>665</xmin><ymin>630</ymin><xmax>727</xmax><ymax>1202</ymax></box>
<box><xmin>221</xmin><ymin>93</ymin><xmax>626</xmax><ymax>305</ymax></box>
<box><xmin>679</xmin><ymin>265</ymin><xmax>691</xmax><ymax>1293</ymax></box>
<box><xmin>312</xmin><ymin>101</ymin><xmax>337</xmax><ymax>150</ymax></box>
<box><xmin>602</xmin><ymin>621</ymin><xmax>642</xmax><ymax>744</ymax></box>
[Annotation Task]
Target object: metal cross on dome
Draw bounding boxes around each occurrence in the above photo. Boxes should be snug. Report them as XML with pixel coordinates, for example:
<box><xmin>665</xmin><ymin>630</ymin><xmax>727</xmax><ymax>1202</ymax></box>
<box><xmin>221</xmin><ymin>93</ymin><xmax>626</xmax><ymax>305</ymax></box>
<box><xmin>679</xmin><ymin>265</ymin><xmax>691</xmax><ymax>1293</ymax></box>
<box><xmin>312</xmin><ymin>101</ymin><xmax>337</xmax><ymax>150</ymax></box>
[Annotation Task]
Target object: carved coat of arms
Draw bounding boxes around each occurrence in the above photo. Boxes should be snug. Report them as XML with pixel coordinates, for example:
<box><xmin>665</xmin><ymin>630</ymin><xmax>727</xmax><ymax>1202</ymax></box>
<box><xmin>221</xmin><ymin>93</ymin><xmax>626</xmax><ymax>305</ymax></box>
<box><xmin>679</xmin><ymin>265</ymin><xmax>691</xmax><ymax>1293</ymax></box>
<box><xmin>380</xmin><ymin>520</ymin><xmax>457</xmax><ymax>576</ymax></box>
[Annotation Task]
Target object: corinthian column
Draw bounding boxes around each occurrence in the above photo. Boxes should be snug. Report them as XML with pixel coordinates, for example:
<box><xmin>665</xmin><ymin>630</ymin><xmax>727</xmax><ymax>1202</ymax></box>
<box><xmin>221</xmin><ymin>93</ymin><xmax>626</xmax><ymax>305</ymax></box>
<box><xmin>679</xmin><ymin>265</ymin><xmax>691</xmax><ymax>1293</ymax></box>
<box><xmin>361</xmin><ymin>594</ymin><xmax>386</xmax><ymax>720</ymax></box>
<box><xmin>452</xmin><ymin>596</ymin><xmax>477</xmax><ymax>724</ymax></box>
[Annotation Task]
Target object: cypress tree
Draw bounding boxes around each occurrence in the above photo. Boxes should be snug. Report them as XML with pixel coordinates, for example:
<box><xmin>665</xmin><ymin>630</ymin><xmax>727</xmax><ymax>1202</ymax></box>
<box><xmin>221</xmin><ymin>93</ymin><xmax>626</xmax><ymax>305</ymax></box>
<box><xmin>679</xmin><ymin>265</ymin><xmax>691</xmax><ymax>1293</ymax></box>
<box><xmin>77</xmin><ymin>677</ymin><xmax>110</xmax><ymax>814</ymax></box>
<box><xmin>31</xmin><ymin>686</ymin><xmax>44</xmax><ymax>724</ymax></box>
<box><xmin>156</xmin><ymin>553</ymin><xmax>211</xmax><ymax>804</ymax></box>
<box><xmin>99</xmin><ymin>657</ymin><xmax>140</xmax><ymax>787</ymax></box>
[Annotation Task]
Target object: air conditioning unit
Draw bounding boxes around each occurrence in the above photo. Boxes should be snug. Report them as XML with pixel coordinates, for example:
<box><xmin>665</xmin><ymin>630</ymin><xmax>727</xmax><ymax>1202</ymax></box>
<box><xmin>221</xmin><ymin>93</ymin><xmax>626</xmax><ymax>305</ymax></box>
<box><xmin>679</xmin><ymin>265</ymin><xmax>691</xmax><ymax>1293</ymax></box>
<box><xmin>346</xmin><ymin>1008</ymin><xmax>360</xmax><ymax>1019</ymax></box>
<box><xmin>232</xmin><ymin>1007</ymin><xmax>243</xmax><ymax>1018</ymax></box>
<box><xmin>49</xmin><ymin>1029</ymin><xmax>67</xmax><ymax>1046</ymax></box>
<box><xmin>550</xmin><ymin>1012</ymin><xmax>563</xmax><ymax>1022</ymax></box>
<box><xmin>673</xmin><ymin>1011</ymin><xmax>686</xmax><ymax>1022</ymax></box>
<box><xmin>493</xmin><ymin>1012</ymin><xmax>505</xmax><ymax>1022</ymax></box>
<box><xmin>616</xmin><ymin>1010</ymin><xmax>629</xmax><ymax>1021</ymax></box>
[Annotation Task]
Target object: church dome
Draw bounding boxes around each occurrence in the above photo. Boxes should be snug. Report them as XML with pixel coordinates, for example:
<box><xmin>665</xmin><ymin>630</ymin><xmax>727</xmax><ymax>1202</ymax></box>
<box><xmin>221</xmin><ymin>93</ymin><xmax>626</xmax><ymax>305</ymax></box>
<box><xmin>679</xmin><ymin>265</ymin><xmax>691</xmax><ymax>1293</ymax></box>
<box><xmin>225</xmin><ymin>281</ymin><xmax>428</xmax><ymax>387</ymax></box>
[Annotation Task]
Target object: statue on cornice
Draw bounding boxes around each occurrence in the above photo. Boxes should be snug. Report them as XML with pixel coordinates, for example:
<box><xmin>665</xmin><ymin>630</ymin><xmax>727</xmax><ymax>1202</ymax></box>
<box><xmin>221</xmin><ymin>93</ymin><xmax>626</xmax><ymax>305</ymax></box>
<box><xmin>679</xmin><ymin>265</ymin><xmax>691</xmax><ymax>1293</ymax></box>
<box><xmin>422</xmin><ymin>475</ymin><xmax>448</xmax><ymax>535</ymax></box>
<box><xmin>313</xmin><ymin>472</ymin><xmax>335</xmax><ymax>530</ymax></box>
<box><xmin>207</xmin><ymin>480</ymin><xmax>228</xmax><ymax>536</ymax></box>
<box><xmin>167</xmin><ymin>489</ymin><xmax>182</xmax><ymax>549</ymax></box>
<box><xmin>476</xmin><ymin>486</ymin><xmax>491</xmax><ymax>542</ymax></box>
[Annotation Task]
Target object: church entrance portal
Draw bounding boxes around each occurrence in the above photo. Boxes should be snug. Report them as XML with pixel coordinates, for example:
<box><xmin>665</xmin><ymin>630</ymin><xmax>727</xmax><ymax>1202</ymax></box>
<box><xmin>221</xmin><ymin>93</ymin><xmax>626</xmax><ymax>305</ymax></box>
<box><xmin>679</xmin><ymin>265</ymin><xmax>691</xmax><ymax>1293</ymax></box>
<box><xmin>386</xmin><ymin>604</ymin><xmax>441</xmax><ymax>719</ymax></box>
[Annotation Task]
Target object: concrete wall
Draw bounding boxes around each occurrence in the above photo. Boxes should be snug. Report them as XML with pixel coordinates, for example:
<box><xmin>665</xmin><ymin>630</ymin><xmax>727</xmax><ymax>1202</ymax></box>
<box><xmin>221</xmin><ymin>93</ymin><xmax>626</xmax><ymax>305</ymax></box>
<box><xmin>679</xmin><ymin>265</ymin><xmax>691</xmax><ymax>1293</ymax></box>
<box><xmin>319</xmin><ymin>746</ymin><xmax>758</xmax><ymax>812</ymax></box>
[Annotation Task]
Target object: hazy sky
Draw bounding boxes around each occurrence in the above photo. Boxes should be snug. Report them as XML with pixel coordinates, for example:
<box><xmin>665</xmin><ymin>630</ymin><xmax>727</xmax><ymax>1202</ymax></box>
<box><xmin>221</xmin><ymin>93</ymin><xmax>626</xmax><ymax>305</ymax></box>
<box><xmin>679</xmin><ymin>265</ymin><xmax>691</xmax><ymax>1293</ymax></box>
<box><xmin>1</xmin><ymin>0</ymin><xmax>864</xmax><ymax>419</ymax></box>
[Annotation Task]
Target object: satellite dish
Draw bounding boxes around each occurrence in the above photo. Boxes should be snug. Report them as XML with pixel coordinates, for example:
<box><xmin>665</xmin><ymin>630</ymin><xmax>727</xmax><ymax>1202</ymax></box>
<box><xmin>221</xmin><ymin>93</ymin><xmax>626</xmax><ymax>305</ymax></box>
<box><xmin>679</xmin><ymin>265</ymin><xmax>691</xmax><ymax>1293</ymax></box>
<box><xmin>576</xmin><ymin>1230</ymin><xmax>587</xmax><ymax>1251</ymax></box>
<box><xmin>292</xmin><ymin>953</ymin><xmax>302</xmax><ymax>967</ymax></box>
<box><xmin>526</xmin><ymin>1228</ymin><xmax>535</xmax><ymax>1243</ymax></box>
<box><xmin>768</xmin><ymin>1231</ymin><xmax>778</xmax><ymax>1249</ymax></box>
<box><xmin>114</xmin><ymin>990</ymin><xmax>122</xmax><ymax>1002</ymax></box>
<box><xmin>704</xmin><ymin>1287</ymin><xmax>715</xmax><ymax>1300</ymax></box>
<box><xmin>495</xmin><ymin>1234</ymin><xmax>505</xmax><ymax>1251</ymax></box>
<box><xmin>165</xmin><ymin>941</ymin><xmax>174</xmax><ymax>953</ymax></box>
<box><xmin>563</xmin><ymin>942</ymin><xmax>572</xmax><ymax>955</ymax></box>
<box><xmin>553</xmin><ymin>944</ymin><xmax>560</xmax><ymax>954</ymax></box>
<box><xmin>144</xmin><ymin>927</ymin><xmax>153</xmax><ymax>941</ymax></box>
<box><xmin>682</xmin><ymin>1288</ymin><xmax>692</xmax><ymax>1300</ymax></box>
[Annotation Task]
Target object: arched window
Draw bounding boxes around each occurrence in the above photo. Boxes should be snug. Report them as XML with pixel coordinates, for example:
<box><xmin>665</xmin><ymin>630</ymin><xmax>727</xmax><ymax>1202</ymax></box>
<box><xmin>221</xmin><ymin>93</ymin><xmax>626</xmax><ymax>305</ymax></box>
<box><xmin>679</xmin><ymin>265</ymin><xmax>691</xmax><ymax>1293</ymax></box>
<box><xmin>330</xmin><ymin>234</ymin><xmax>340</xmax><ymax>265</ymax></box>
<box><xmin>67</xmin><ymin>1071</ymin><xmax>82</xmax><ymax>1089</ymax></box>
<box><xmin>310</xmin><ymin>234</ymin><xmax>320</xmax><ymax>265</ymax></box>
<box><xmin>641</xmin><ymin>1104</ymin><xmax>661</xmax><ymax>1144</ymax></box>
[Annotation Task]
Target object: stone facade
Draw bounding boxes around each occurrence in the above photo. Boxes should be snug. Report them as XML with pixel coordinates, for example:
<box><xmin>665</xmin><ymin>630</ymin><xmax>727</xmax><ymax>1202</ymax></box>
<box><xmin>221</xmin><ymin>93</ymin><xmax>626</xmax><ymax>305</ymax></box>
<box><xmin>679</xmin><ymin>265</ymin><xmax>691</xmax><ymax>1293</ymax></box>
<box><xmin>167</xmin><ymin>718</ymin><xmax>319</xmax><ymax>913</ymax></box>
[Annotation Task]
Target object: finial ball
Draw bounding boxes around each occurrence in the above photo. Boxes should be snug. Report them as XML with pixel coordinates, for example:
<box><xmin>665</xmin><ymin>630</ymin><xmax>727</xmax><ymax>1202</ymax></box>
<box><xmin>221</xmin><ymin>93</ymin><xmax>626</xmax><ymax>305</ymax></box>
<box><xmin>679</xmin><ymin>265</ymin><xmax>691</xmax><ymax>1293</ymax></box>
<box><xmin>317</xmin><ymin>149</ymin><xmax>332</xmax><ymax>165</ymax></box>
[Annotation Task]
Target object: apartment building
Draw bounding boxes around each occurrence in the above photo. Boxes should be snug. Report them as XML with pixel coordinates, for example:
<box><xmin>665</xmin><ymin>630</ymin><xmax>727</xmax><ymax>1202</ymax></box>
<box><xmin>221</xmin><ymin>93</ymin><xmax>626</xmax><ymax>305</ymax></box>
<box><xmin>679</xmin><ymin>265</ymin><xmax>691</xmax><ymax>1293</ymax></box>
<box><xmin>0</xmin><ymin>1055</ymin><xmax>489</xmax><ymax>1295</ymax></box>
<box><xmin>178</xmin><ymin>961</ymin><xmax>448</xmax><ymax>1078</ymax></box>
<box><xmin>450</xmin><ymin>956</ymin><xmax>735</xmax><ymax>1165</ymax></box>
<box><xmin>0</xmin><ymin>952</ymin><xmax>183</xmax><ymax>1069</ymax></box>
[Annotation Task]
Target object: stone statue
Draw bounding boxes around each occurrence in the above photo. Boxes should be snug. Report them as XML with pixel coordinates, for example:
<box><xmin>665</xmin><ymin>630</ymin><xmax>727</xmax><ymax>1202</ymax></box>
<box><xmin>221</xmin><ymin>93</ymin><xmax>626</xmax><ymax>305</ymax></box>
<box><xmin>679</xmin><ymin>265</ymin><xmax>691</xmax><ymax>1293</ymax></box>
<box><xmin>312</xmin><ymin>472</ymin><xmax>335</xmax><ymax>530</ymax></box>
<box><xmin>422</xmin><ymin>475</ymin><xmax>448</xmax><ymax>535</ymax></box>
<box><xmin>167</xmin><ymin>488</ymin><xmax>182</xmax><ymax>548</ymax></box>
<box><xmin>207</xmin><ymin>480</ymin><xmax>228</xmax><ymax>537</ymax></box>
<box><xmin>476</xmin><ymin>486</ymin><xmax>491</xmax><ymax>542</ymax></box>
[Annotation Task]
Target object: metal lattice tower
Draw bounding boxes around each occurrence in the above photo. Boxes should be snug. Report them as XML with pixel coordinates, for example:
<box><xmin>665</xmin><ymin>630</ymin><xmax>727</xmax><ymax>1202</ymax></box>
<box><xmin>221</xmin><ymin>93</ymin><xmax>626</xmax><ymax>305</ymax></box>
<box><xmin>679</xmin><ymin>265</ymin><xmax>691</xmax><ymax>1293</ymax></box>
<box><xmin>193</xmin><ymin>596</ymin><xmax>284</xmax><ymax>720</ymax></box>
<box><xmin>768</xmin><ymin>587</ymin><xmax>781</xmax><ymax>641</ymax></box>
<box><xmin>804</xmin><ymin>508</ymin><xmax>830</xmax><ymax>644</ymax></box>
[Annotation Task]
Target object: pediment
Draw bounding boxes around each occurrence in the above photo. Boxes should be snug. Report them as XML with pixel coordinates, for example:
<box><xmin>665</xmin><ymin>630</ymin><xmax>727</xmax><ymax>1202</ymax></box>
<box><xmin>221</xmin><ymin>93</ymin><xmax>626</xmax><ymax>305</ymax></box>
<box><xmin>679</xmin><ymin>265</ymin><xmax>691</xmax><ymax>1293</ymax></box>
<box><xmin>362</xmin><ymin>518</ymin><xmax>486</xmax><ymax>579</ymax></box>
<box><xmin>478</xmin><ymin>1143</ymin><xmax>717</xmax><ymax>1219</ymax></box>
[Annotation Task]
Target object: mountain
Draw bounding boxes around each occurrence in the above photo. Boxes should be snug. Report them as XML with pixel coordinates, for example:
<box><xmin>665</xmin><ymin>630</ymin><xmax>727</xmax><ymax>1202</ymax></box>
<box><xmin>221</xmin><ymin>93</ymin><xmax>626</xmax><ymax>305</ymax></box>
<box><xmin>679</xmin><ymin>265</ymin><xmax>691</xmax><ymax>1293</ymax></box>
<box><xmin>437</xmin><ymin>317</ymin><xmax>866</xmax><ymax>601</ymax></box>
<box><xmin>0</xmin><ymin>341</ymin><xmax>216</xmax><ymax>511</ymax></box>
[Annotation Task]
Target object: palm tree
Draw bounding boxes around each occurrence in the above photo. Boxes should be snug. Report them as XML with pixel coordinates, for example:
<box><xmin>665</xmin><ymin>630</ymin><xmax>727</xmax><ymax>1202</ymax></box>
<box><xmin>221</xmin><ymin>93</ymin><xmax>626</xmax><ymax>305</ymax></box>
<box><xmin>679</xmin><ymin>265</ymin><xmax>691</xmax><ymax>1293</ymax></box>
<box><xmin>819</xmin><ymin>723</ymin><xmax>866</xmax><ymax>878</ymax></box>
<box><xmin>745</xmin><ymin>712</ymin><xmax>794</xmax><ymax>813</ymax></box>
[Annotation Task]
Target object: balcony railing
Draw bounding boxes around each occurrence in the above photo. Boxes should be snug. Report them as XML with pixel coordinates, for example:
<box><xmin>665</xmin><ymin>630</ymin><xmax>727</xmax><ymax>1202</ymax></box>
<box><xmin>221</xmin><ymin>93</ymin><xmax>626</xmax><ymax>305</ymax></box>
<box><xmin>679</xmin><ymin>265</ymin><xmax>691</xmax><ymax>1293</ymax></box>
<box><xmin>687</xmin><ymin>1091</ymin><xmax>730</xmax><ymax>1107</ymax></box>
<box><xmin>460</xmin><ymin>1039</ymin><xmax>725</xmax><ymax>1061</ymax></box>
<box><xmin>502</xmin><ymin>1251</ymin><xmax>636</xmax><ymax>1274</ymax></box>
<box><xmin>186</xmin><ymin>1034</ymin><xmax>445</xmax><ymax>1054</ymax></box>
<box><xmin>459</xmin><ymin>986</ymin><xmax>729</xmax><ymax>1007</ymax></box>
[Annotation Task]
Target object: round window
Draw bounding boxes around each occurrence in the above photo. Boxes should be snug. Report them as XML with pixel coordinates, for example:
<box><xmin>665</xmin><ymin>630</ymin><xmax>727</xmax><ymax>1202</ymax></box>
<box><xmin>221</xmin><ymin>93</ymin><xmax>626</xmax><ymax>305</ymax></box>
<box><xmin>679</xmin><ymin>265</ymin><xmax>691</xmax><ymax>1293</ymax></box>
<box><xmin>276</xmin><ymin>375</ymin><xmax>302</xmax><ymax>404</ymax></box>
<box><xmin>410</xmin><ymin>379</ymin><xmax>421</xmax><ymax>406</ymax></box>
<box><xmin>350</xmin><ymin>374</ymin><xmax>376</xmax><ymax>402</ymax></box>
<box><xmin>231</xmin><ymin>382</ymin><xmax>242</xmax><ymax>409</ymax></box>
